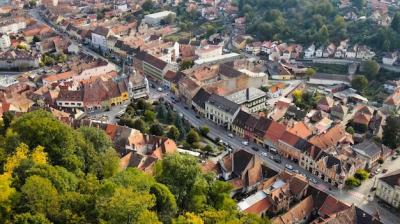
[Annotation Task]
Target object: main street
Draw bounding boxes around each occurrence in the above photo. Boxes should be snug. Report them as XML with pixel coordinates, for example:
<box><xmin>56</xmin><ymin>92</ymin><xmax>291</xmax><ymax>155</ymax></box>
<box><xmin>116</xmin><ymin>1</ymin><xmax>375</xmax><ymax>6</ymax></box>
<box><xmin>149</xmin><ymin>84</ymin><xmax>399</xmax><ymax>224</ymax></box>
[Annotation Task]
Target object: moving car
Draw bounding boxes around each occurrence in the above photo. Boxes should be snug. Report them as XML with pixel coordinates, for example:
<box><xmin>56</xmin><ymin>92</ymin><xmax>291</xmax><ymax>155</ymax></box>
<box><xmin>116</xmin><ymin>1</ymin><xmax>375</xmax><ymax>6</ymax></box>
<box><xmin>285</xmin><ymin>164</ymin><xmax>293</xmax><ymax>170</ymax></box>
<box><xmin>157</xmin><ymin>87</ymin><xmax>163</xmax><ymax>92</ymax></box>
<box><xmin>261</xmin><ymin>152</ymin><xmax>267</xmax><ymax>157</ymax></box>
<box><xmin>241</xmin><ymin>141</ymin><xmax>249</xmax><ymax>146</ymax></box>
<box><xmin>228</xmin><ymin>133</ymin><xmax>234</xmax><ymax>138</ymax></box>
<box><xmin>251</xmin><ymin>146</ymin><xmax>259</xmax><ymax>151</ymax></box>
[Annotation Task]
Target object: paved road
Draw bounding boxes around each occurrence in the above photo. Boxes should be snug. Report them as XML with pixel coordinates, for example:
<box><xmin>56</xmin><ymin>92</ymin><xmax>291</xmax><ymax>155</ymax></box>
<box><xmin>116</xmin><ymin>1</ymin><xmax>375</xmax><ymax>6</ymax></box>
<box><xmin>149</xmin><ymin>83</ymin><xmax>398</xmax><ymax>224</ymax></box>
<box><xmin>29</xmin><ymin>9</ymin><xmax>119</xmax><ymax>71</ymax></box>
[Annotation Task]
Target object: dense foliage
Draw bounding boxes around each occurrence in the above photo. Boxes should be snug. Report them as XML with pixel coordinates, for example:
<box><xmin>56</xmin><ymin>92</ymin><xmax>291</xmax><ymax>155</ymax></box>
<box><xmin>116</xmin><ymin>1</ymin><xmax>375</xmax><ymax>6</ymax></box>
<box><xmin>240</xmin><ymin>0</ymin><xmax>400</xmax><ymax>51</ymax></box>
<box><xmin>0</xmin><ymin>110</ymin><xmax>269</xmax><ymax>223</ymax></box>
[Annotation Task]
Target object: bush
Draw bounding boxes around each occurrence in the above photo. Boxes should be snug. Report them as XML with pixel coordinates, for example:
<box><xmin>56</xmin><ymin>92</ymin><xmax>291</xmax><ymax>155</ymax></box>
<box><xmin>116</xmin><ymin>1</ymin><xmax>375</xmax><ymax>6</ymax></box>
<box><xmin>354</xmin><ymin>169</ymin><xmax>369</xmax><ymax>181</ymax></box>
<box><xmin>345</xmin><ymin>177</ymin><xmax>361</xmax><ymax>187</ymax></box>
<box><xmin>198</xmin><ymin>126</ymin><xmax>210</xmax><ymax>137</ymax></box>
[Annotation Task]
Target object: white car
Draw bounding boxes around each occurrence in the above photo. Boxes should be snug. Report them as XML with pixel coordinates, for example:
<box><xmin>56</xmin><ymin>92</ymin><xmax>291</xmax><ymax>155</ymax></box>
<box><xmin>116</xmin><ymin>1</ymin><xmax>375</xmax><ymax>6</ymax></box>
<box><xmin>228</xmin><ymin>133</ymin><xmax>234</xmax><ymax>138</ymax></box>
<box><xmin>157</xmin><ymin>87</ymin><xmax>163</xmax><ymax>92</ymax></box>
<box><xmin>261</xmin><ymin>152</ymin><xmax>267</xmax><ymax>157</ymax></box>
<box><xmin>241</xmin><ymin>141</ymin><xmax>249</xmax><ymax>146</ymax></box>
<box><xmin>285</xmin><ymin>164</ymin><xmax>293</xmax><ymax>170</ymax></box>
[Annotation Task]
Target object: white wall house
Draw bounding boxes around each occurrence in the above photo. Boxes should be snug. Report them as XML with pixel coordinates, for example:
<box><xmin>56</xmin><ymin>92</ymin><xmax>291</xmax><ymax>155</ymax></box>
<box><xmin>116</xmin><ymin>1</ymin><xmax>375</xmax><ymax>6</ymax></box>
<box><xmin>144</xmin><ymin>11</ymin><xmax>176</xmax><ymax>26</ymax></box>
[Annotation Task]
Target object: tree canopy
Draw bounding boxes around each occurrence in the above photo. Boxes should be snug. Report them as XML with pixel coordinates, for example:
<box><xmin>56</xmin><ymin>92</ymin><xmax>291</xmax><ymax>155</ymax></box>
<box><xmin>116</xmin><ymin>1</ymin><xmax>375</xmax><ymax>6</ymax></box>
<box><xmin>0</xmin><ymin>110</ymin><xmax>270</xmax><ymax>224</ymax></box>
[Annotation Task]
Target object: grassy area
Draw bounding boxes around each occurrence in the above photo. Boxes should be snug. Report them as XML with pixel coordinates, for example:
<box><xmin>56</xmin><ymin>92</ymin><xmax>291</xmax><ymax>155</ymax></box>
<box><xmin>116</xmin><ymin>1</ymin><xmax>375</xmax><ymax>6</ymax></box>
<box><xmin>311</xmin><ymin>63</ymin><xmax>349</xmax><ymax>75</ymax></box>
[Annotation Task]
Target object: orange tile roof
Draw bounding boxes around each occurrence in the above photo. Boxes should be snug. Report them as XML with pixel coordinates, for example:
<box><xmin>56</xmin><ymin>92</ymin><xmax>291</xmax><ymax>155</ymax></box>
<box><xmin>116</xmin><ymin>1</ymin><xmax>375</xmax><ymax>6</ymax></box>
<box><xmin>309</xmin><ymin>124</ymin><xmax>352</xmax><ymax>149</ymax></box>
<box><xmin>245</xmin><ymin>198</ymin><xmax>272</xmax><ymax>215</ymax></box>
<box><xmin>287</xmin><ymin>122</ymin><xmax>312</xmax><ymax>139</ymax></box>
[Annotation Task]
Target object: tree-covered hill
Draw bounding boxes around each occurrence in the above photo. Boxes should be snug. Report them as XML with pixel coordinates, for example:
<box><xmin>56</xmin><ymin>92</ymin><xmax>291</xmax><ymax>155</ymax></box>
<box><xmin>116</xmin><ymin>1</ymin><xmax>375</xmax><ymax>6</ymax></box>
<box><xmin>0</xmin><ymin>110</ymin><xmax>270</xmax><ymax>224</ymax></box>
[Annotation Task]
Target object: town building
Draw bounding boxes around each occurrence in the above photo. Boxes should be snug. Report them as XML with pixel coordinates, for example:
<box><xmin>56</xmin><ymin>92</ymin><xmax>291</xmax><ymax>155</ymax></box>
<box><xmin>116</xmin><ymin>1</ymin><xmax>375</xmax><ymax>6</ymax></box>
<box><xmin>205</xmin><ymin>94</ymin><xmax>240</xmax><ymax>129</ymax></box>
<box><xmin>375</xmin><ymin>170</ymin><xmax>400</xmax><ymax>208</ymax></box>
<box><xmin>144</xmin><ymin>11</ymin><xmax>176</xmax><ymax>26</ymax></box>
<box><xmin>225</xmin><ymin>87</ymin><xmax>267</xmax><ymax>113</ymax></box>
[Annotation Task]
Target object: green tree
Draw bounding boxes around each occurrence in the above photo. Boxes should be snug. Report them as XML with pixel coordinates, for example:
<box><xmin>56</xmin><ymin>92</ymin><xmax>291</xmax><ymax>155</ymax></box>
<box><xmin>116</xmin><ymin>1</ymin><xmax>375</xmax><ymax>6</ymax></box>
<box><xmin>97</xmin><ymin>187</ymin><xmax>159</xmax><ymax>224</ymax></box>
<box><xmin>149</xmin><ymin>123</ymin><xmax>164</xmax><ymax>136</ymax></box>
<box><xmin>352</xmin><ymin>0</ymin><xmax>365</xmax><ymax>10</ymax></box>
<box><xmin>382</xmin><ymin>116</ymin><xmax>400</xmax><ymax>149</ymax></box>
<box><xmin>351</xmin><ymin>75</ymin><xmax>368</xmax><ymax>92</ymax></box>
<box><xmin>13</xmin><ymin>213</ymin><xmax>51</xmax><ymax>224</ymax></box>
<box><xmin>201</xmin><ymin>145</ymin><xmax>213</xmax><ymax>154</ymax></box>
<box><xmin>167</xmin><ymin>126</ymin><xmax>180</xmax><ymax>141</ymax></box>
<box><xmin>180</xmin><ymin>60</ymin><xmax>194</xmax><ymax>71</ymax></box>
<box><xmin>141</xmin><ymin>0</ymin><xmax>154</xmax><ymax>12</ymax></box>
<box><xmin>318</xmin><ymin>25</ymin><xmax>329</xmax><ymax>45</ymax></box>
<box><xmin>345</xmin><ymin>177</ymin><xmax>361</xmax><ymax>187</ymax></box>
<box><xmin>346</xmin><ymin>126</ymin><xmax>355</xmax><ymax>135</ymax></box>
<box><xmin>362</xmin><ymin>60</ymin><xmax>380</xmax><ymax>79</ymax></box>
<box><xmin>186</xmin><ymin>129</ymin><xmax>200</xmax><ymax>146</ymax></box>
<box><xmin>2</xmin><ymin>111</ymin><xmax>14</xmax><ymax>135</ymax></box>
<box><xmin>21</xmin><ymin>175</ymin><xmax>60</xmax><ymax>220</ymax></box>
<box><xmin>78</xmin><ymin>127</ymin><xmax>113</xmax><ymax>153</ymax></box>
<box><xmin>155</xmin><ymin>154</ymin><xmax>202</xmax><ymax>209</ymax></box>
<box><xmin>150</xmin><ymin>183</ymin><xmax>178</xmax><ymax>223</ymax></box>
<box><xmin>157</xmin><ymin>104</ymin><xmax>168</xmax><ymax>122</ymax></box>
<box><xmin>11</xmin><ymin>110</ymin><xmax>82</xmax><ymax>170</ymax></box>
<box><xmin>305</xmin><ymin>68</ymin><xmax>316</xmax><ymax>77</ymax></box>
<box><xmin>391</xmin><ymin>12</ymin><xmax>400</xmax><ymax>33</ymax></box>
<box><xmin>144</xmin><ymin>110</ymin><xmax>156</xmax><ymax>123</ymax></box>
<box><xmin>32</xmin><ymin>35</ymin><xmax>40</xmax><ymax>43</ymax></box>
<box><xmin>198</xmin><ymin>126</ymin><xmax>209</xmax><ymax>137</ymax></box>
<box><xmin>354</xmin><ymin>169</ymin><xmax>369</xmax><ymax>181</ymax></box>
<box><xmin>132</xmin><ymin>118</ymin><xmax>146</xmax><ymax>133</ymax></box>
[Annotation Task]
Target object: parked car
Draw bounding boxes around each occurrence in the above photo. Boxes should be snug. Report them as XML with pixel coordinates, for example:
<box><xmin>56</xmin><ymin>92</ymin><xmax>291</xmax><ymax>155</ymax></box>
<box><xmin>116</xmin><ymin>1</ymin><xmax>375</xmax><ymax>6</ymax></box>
<box><xmin>285</xmin><ymin>164</ymin><xmax>293</xmax><ymax>170</ymax></box>
<box><xmin>241</xmin><ymin>141</ymin><xmax>249</xmax><ymax>146</ymax></box>
<box><xmin>157</xmin><ymin>87</ymin><xmax>163</xmax><ymax>92</ymax></box>
<box><xmin>195</xmin><ymin>115</ymin><xmax>201</xmax><ymax>119</ymax></box>
<box><xmin>228</xmin><ymin>133</ymin><xmax>234</xmax><ymax>138</ymax></box>
<box><xmin>251</xmin><ymin>146</ymin><xmax>259</xmax><ymax>151</ymax></box>
<box><xmin>383</xmin><ymin>168</ymin><xmax>388</xmax><ymax>173</ymax></box>
<box><xmin>274</xmin><ymin>158</ymin><xmax>282</xmax><ymax>163</ymax></box>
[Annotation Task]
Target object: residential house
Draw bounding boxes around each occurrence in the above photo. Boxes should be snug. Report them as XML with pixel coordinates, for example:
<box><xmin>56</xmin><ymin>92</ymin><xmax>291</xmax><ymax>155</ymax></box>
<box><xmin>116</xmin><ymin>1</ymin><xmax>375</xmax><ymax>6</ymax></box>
<box><xmin>352</xmin><ymin>105</ymin><xmax>374</xmax><ymax>132</ymax></box>
<box><xmin>317</xmin><ymin>96</ymin><xmax>334</xmax><ymax>112</ymax></box>
<box><xmin>195</xmin><ymin>44</ymin><xmax>223</xmax><ymax>59</ymax></box>
<box><xmin>277</xmin><ymin>131</ymin><xmax>313</xmax><ymax>162</ymax></box>
<box><xmin>56</xmin><ymin>89</ymin><xmax>84</xmax><ymax>109</ymax></box>
<box><xmin>192</xmin><ymin>88</ymin><xmax>212</xmax><ymax>116</ymax></box>
<box><xmin>0</xmin><ymin>33</ymin><xmax>10</xmax><ymax>51</ymax></box>
<box><xmin>353</xmin><ymin>140</ymin><xmax>392</xmax><ymax>169</ymax></box>
<box><xmin>0</xmin><ymin>50</ymin><xmax>40</xmax><ymax>70</ymax></box>
<box><xmin>233</xmin><ymin>36</ymin><xmax>247</xmax><ymax>50</ymax></box>
<box><xmin>218</xmin><ymin>149</ymin><xmax>264</xmax><ymax>194</ymax></box>
<box><xmin>304</xmin><ymin>44</ymin><xmax>316</xmax><ymax>59</ymax></box>
<box><xmin>313</xmin><ymin>151</ymin><xmax>357</xmax><ymax>188</ymax></box>
<box><xmin>382</xmin><ymin>52</ymin><xmax>398</xmax><ymax>66</ymax></box>
<box><xmin>309</xmin><ymin>124</ymin><xmax>353</xmax><ymax>150</ymax></box>
<box><xmin>246</xmin><ymin>41</ymin><xmax>262</xmax><ymax>55</ymax></box>
<box><xmin>163</xmin><ymin>70</ymin><xmax>183</xmax><ymax>92</ymax></box>
<box><xmin>205</xmin><ymin>94</ymin><xmax>240</xmax><ymax>130</ymax></box>
<box><xmin>356</xmin><ymin>45</ymin><xmax>375</xmax><ymax>60</ymax></box>
<box><xmin>91</xmin><ymin>26</ymin><xmax>113</xmax><ymax>52</ymax></box>
<box><xmin>322</xmin><ymin>204</ymin><xmax>381</xmax><ymax>223</ymax></box>
<box><xmin>315</xmin><ymin>46</ymin><xmax>323</xmax><ymax>58</ymax></box>
<box><xmin>383</xmin><ymin>88</ymin><xmax>400</xmax><ymax>111</ymax></box>
<box><xmin>383</xmin><ymin>80</ymin><xmax>400</xmax><ymax>93</ymax></box>
<box><xmin>287</xmin><ymin>122</ymin><xmax>313</xmax><ymax>139</ymax></box>
<box><xmin>375</xmin><ymin>170</ymin><xmax>400</xmax><ymax>208</ymax></box>
<box><xmin>178</xmin><ymin>75</ymin><xmax>201</xmax><ymax>105</ymax></box>
<box><xmin>264</xmin><ymin>119</ymin><xmax>286</xmax><ymax>150</ymax></box>
<box><xmin>330</xmin><ymin>104</ymin><xmax>348</xmax><ymax>120</ymax></box>
<box><xmin>225</xmin><ymin>87</ymin><xmax>267</xmax><ymax>113</ymax></box>
<box><xmin>238</xmin><ymin>191</ymin><xmax>271</xmax><ymax>216</ymax></box>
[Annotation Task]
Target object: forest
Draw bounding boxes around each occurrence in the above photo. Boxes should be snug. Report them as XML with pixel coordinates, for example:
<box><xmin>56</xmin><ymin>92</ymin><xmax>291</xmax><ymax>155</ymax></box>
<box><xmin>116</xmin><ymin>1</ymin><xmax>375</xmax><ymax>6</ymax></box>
<box><xmin>0</xmin><ymin>110</ymin><xmax>270</xmax><ymax>224</ymax></box>
<box><xmin>239</xmin><ymin>0</ymin><xmax>400</xmax><ymax>52</ymax></box>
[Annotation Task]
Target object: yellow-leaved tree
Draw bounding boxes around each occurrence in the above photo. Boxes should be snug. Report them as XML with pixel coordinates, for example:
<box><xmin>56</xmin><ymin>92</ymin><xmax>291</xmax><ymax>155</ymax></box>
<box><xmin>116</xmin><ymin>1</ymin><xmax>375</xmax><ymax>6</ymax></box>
<box><xmin>31</xmin><ymin>145</ymin><xmax>48</xmax><ymax>165</ymax></box>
